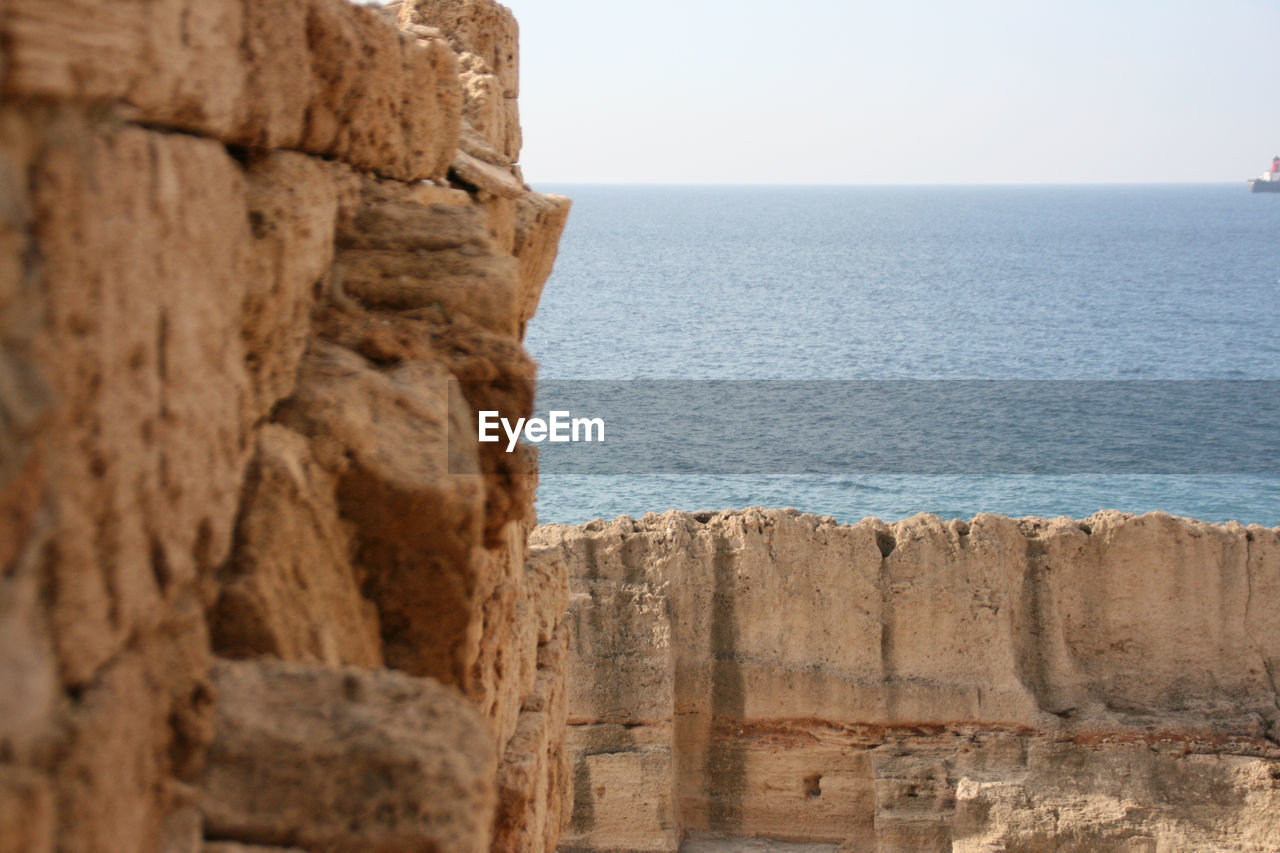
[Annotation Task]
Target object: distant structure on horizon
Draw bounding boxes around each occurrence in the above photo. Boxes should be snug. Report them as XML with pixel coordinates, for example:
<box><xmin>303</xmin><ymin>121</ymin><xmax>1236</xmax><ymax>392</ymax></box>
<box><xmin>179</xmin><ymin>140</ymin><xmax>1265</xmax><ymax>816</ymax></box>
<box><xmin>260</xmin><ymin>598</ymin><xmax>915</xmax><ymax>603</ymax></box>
<box><xmin>1248</xmin><ymin>155</ymin><xmax>1280</xmax><ymax>192</ymax></box>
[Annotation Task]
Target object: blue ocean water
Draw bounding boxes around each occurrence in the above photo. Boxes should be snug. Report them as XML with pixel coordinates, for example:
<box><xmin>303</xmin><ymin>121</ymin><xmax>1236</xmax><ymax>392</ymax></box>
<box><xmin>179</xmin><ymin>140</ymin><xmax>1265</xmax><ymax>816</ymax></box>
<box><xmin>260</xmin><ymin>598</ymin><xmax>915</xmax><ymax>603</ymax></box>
<box><xmin>524</xmin><ymin>184</ymin><xmax>1280</xmax><ymax>525</ymax></box>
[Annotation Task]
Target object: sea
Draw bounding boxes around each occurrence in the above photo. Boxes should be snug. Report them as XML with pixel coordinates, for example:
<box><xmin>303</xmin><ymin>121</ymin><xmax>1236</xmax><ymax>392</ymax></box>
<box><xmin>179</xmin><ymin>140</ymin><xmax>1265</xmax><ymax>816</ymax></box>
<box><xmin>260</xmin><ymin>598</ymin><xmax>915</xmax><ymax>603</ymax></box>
<box><xmin>523</xmin><ymin>184</ymin><xmax>1280</xmax><ymax>526</ymax></box>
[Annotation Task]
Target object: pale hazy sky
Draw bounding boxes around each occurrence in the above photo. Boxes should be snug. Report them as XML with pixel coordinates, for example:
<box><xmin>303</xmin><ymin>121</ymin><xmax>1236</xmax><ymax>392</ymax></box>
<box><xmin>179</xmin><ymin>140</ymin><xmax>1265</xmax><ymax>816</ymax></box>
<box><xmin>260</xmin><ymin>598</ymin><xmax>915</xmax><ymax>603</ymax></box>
<box><xmin>513</xmin><ymin>0</ymin><xmax>1278</xmax><ymax>184</ymax></box>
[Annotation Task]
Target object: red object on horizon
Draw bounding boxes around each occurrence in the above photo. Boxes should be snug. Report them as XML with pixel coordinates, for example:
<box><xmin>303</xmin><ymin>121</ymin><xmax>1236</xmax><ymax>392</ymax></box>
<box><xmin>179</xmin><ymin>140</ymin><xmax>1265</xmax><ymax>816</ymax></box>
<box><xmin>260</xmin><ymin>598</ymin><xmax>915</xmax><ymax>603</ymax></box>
<box><xmin>1272</xmin><ymin>156</ymin><xmax>1279</xmax><ymax>173</ymax></box>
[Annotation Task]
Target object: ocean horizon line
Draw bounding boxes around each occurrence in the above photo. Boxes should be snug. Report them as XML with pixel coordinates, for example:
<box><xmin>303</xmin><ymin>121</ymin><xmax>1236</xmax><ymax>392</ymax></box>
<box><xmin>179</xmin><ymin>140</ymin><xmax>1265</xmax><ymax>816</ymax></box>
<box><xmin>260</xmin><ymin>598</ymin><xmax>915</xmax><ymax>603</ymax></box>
<box><xmin>533</xmin><ymin>180</ymin><xmax>1251</xmax><ymax>189</ymax></box>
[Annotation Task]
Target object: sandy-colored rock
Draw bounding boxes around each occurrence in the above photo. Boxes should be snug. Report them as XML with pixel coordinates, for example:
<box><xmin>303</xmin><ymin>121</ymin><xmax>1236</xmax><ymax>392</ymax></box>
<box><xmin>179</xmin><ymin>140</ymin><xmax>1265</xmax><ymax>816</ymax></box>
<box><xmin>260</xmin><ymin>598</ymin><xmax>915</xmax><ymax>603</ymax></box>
<box><xmin>337</xmin><ymin>176</ymin><xmax>483</xmax><ymax>253</ymax></box>
<box><xmin>333</xmin><ymin>167</ymin><xmax>529</xmax><ymax>338</ymax></box>
<box><xmin>22</xmin><ymin>108</ymin><xmax>252</xmax><ymax>688</ymax></box>
<box><xmin>3</xmin><ymin>0</ymin><xmax>246</xmax><ymax>130</ymax></box>
<box><xmin>452</xmin><ymin>148</ymin><xmax>526</xmax><ymax>199</ymax></box>
<box><xmin>0</xmin><ymin>766</ymin><xmax>55</xmax><ymax>853</ymax></box>
<box><xmin>492</xmin><ymin>619</ymin><xmax>572</xmax><ymax>853</ymax></box>
<box><xmin>55</xmin><ymin>594</ymin><xmax>214</xmax><ymax>853</ymax></box>
<box><xmin>211</xmin><ymin>425</ymin><xmax>382</xmax><ymax>667</ymax></box>
<box><xmin>241</xmin><ymin>151</ymin><xmax>347</xmax><ymax>419</ymax></box>
<box><xmin>289</xmin><ymin>0</ymin><xmax>460</xmax><ymax>180</ymax></box>
<box><xmin>399</xmin><ymin>0</ymin><xmax>519</xmax><ymax>160</ymax></box>
<box><xmin>337</xmin><ymin>247</ymin><xmax>522</xmax><ymax>335</ymax></box>
<box><xmin>274</xmin><ymin>341</ymin><xmax>487</xmax><ymax>686</ymax></box>
<box><xmin>457</xmin><ymin>63</ymin><xmax>514</xmax><ymax>162</ymax></box>
<box><xmin>1043</xmin><ymin>512</ymin><xmax>1270</xmax><ymax>715</ymax></box>
<box><xmin>503</xmin><ymin>545</ymin><xmax>570</xmax><ymax>721</ymax></box>
<box><xmin>567</xmin><ymin>564</ymin><xmax>674</xmax><ymax>727</ymax></box>
<box><xmin>202</xmin><ymin>659</ymin><xmax>497</xmax><ymax>853</ymax></box>
<box><xmin>471</xmin><ymin>523</ymin><xmax>533</xmax><ymax>745</ymax></box>
<box><xmin>307</xmin><ymin>307</ymin><xmax>537</xmax><ymax>542</ymax></box>
<box><xmin>399</xmin><ymin>0</ymin><xmax>518</xmax><ymax>99</ymax></box>
<box><xmin>0</xmin><ymin>104</ymin><xmax>234</xmax><ymax>853</ymax></box>
<box><xmin>950</xmin><ymin>741</ymin><xmax>1280</xmax><ymax>853</ymax></box>
<box><xmin>0</xmin><ymin>110</ymin><xmax>51</xmax><ymax>570</ymax></box>
<box><xmin>541</xmin><ymin>509</ymin><xmax>1280</xmax><ymax>851</ymax></box>
<box><xmin>481</xmin><ymin>195</ymin><xmax>519</xmax><ymax>258</ymax></box>
<box><xmin>513</xmin><ymin>193</ymin><xmax>572</xmax><ymax>333</ymax></box>
<box><xmin>0</xmin><ymin>531</ymin><xmax>57</xmax><ymax>762</ymax></box>
<box><xmin>1</xmin><ymin>1</ymin><xmax>570</xmax><ymax>850</ymax></box>
<box><xmin>3</xmin><ymin>0</ymin><xmax>462</xmax><ymax>181</ymax></box>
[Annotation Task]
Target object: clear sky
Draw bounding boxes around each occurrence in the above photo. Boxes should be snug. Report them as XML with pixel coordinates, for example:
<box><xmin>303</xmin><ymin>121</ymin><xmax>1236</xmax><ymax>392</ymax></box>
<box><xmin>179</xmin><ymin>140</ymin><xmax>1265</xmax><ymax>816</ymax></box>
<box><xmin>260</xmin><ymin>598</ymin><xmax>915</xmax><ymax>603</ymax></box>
<box><xmin>513</xmin><ymin>0</ymin><xmax>1279</xmax><ymax>184</ymax></box>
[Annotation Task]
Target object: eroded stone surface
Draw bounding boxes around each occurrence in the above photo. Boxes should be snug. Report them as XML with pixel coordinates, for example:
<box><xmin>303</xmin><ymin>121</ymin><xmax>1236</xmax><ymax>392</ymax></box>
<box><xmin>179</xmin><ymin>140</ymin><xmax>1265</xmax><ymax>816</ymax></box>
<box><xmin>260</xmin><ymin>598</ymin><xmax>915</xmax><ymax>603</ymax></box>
<box><xmin>0</xmin><ymin>767</ymin><xmax>55</xmax><ymax>853</ymax></box>
<box><xmin>0</xmin><ymin>2</ymin><xmax>571</xmax><ymax>850</ymax></box>
<box><xmin>541</xmin><ymin>509</ymin><xmax>1280</xmax><ymax>852</ymax></box>
<box><xmin>211</xmin><ymin>425</ymin><xmax>383</xmax><ymax>667</ymax></box>
<box><xmin>3</xmin><ymin>0</ymin><xmax>462</xmax><ymax>181</ymax></box>
<box><xmin>202</xmin><ymin>659</ymin><xmax>497</xmax><ymax>853</ymax></box>
<box><xmin>241</xmin><ymin>151</ymin><xmax>348</xmax><ymax>420</ymax></box>
<box><xmin>399</xmin><ymin>0</ymin><xmax>521</xmax><ymax>161</ymax></box>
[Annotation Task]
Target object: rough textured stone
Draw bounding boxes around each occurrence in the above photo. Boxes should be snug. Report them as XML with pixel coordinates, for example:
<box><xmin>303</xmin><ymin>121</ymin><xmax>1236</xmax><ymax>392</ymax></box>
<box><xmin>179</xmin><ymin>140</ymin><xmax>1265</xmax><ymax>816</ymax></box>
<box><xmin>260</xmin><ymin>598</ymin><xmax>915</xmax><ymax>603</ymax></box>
<box><xmin>492</xmin><ymin>626</ymin><xmax>572</xmax><ymax>853</ymax></box>
<box><xmin>273</xmin><ymin>341</ymin><xmax>488</xmax><ymax>686</ymax></box>
<box><xmin>0</xmin><ymin>105</ymin><xmax>240</xmax><ymax>852</ymax></box>
<box><xmin>336</xmin><ymin>176</ymin><xmax>481</xmax><ymax>253</ymax></box>
<box><xmin>241</xmin><ymin>151</ymin><xmax>347</xmax><ymax>420</ymax></box>
<box><xmin>512</xmin><ymin>192</ymin><xmax>572</xmax><ymax>333</ymax></box>
<box><xmin>20</xmin><ymin>107</ymin><xmax>253</xmax><ymax>689</ymax></box>
<box><xmin>211</xmin><ymin>425</ymin><xmax>382</xmax><ymax>667</ymax></box>
<box><xmin>0</xmin><ymin>3</ymin><xmax>570</xmax><ymax>851</ymax></box>
<box><xmin>399</xmin><ymin>0</ymin><xmax>520</xmax><ymax>161</ymax></box>
<box><xmin>0</xmin><ymin>766</ymin><xmax>55</xmax><ymax>853</ymax></box>
<box><xmin>337</xmin><ymin>247</ymin><xmax>523</xmax><ymax>335</ymax></box>
<box><xmin>452</xmin><ymin>148</ymin><xmax>526</xmax><ymax>198</ymax></box>
<box><xmin>0</xmin><ymin>536</ymin><xmax>58</xmax><ymax>762</ymax></box>
<box><xmin>540</xmin><ymin>509</ymin><xmax>1280</xmax><ymax>851</ymax></box>
<box><xmin>2</xmin><ymin>0</ymin><xmax>462</xmax><ymax>181</ymax></box>
<box><xmin>55</xmin><ymin>596</ymin><xmax>214</xmax><ymax>853</ymax></box>
<box><xmin>202</xmin><ymin>659</ymin><xmax>496</xmax><ymax>853</ymax></box>
<box><xmin>400</xmin><ymin>0</ymin><xmax>518</xmax><ymax>98</ymax></box>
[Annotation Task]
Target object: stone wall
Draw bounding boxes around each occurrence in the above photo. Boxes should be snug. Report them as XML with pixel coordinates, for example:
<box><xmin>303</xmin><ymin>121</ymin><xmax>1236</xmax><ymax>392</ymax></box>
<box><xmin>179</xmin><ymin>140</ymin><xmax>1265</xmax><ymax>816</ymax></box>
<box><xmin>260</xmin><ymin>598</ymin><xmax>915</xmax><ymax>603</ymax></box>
<box><xmin>0</xmin><ymin>1</ymin><xmax>571</xmax><ymax>851</ymax></box>
<box><xmin>536</xmin><ymin>509</ymin><xmax>1280</xmax><ymax>852</ymax></box>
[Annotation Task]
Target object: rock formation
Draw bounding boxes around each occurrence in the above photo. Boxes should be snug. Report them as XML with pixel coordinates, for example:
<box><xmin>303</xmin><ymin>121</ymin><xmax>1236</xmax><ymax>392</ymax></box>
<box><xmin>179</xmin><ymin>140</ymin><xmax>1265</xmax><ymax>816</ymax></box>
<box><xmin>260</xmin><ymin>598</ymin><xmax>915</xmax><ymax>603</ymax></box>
<box><xmin>536</xmin><ymin>509</ymin><xmax>1280</xmax><ymax>852</ymax></box>
<box><xmin>0</xmin><ymin>1</ymin><xmax>570</xmax><ymax>851</ymax></box>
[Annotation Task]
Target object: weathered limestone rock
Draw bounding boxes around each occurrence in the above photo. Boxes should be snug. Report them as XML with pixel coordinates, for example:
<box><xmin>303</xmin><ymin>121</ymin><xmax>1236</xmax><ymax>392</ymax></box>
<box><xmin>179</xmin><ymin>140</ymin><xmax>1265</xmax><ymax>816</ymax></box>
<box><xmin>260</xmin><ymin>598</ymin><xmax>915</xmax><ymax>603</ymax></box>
<box><xmin>337</xmin><ymin>246</ymin><xmax>523</xmax><ymax>334</ymax></box>
<box><xmin>399</xmin><ymin>0</ymin><xmax>520</xmax><ymax>161</ymax></box>
<box><xmin>541</xmin><ymin>509</ymin><xmax>1280</xmax><ymax>851</ymax></box>
<box><xmin>400</xmin><ymin>0</ymin><xmax>519</xmax><ymax>99</ymax></box>
<box><xmin>3</xmin><ymin>0</ymin><xmax>462</xmax><ymax>181</ymax></box>
<box><xmin>513</xmin><ymin>193</ymin><xmax>573</xmax><ymax>334</ymax></box>
<box><xmin>452</xmin><ymin>148</ymin><xmax>527</xmax><ymax>198</ymax></box>
<box><xmin>0</xmin><ymin>767</ymin><xmax>55</xmax><ymax>853</ymax></box>
<box><xmin>55</xmin><ymin>595</ymin><xmax>215</xmax><ymax>853</ymax></box>
<box><xmin>493</xmin><ymin>624</ymin><xmax>573</xmax><ymax>853</ymax></box>
<box><xmin>273</xmin><ymin>340</ymin><xmax>487</xmax><ymax>685</ymax></box>
<box><xmin>0</xmin><ymin>105</ymin><xmax>247</xmax><ymax>851</ymax></box>
<box><xmin>0</xmin><ymin>539</ymin><xmax>57</xmax><ymax>763</ymax></box>
<box><xmin>241</xmin><ymin>151</ymin><xmax>349</xmax><ymax>420</ymax></box>
<box><xmin>202</xmin><ymin>659</ymin><xmax>497</xmax><ymax>853</ymax></box>
<box><xmin>22</xmin><ymin>107</ymin><xmax>253</xmax><ymax>689</ymax></box>
<box><xmin>563</xmin><ymin>726</ymin><xmax>680</xmax><ymax>853</ymax></box>
<box><xmin>337</xmin><ymin>177</ymin><xmax>482</xmax><ymax>252</ymax></box>
<box><xmin>211</xmin><ymin>425</ymin><xmax>382</xmax><ymax>667</ymax></box>
<box><xmin>1</xmin><ymin>2</ymin><xmax>570</xmax><ymax>850</ymax></box>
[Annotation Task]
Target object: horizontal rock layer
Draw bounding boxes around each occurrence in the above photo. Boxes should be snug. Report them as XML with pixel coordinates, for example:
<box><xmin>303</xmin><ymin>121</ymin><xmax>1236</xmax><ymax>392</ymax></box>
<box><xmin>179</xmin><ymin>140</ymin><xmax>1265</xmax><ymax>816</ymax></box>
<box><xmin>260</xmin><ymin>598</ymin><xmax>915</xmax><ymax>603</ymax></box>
<box><xmin>203</xmin><ymin>659</ymin><xmax>498</xmax><ymax>852</ymax></box>
<box><xmin>536</xmin><ymin>509</ymin><xmax>1280</xmax><ymax>852</ymax></box>
<box><xmin>3</xmin><ymin>0</ymin><xmax>461</xmax><ymax>181</ymax></box>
